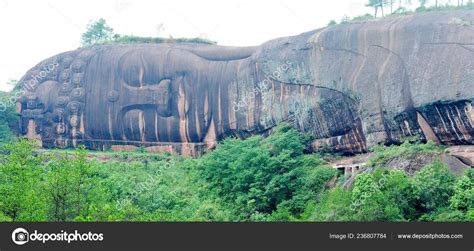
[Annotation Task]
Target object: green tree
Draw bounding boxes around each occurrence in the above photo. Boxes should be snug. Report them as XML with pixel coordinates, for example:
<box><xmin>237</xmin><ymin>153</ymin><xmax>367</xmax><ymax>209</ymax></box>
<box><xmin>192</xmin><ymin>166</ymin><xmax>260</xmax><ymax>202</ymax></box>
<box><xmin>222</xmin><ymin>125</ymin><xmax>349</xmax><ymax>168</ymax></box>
<box><xmin>81</xmin><ymin>18</ymin><xmax>115</xmax><ymax>46</ymax></box>
<box><xmin>373</xmin><ymin>169</ymin><xmax>417</xmax><ymax>220</ymax></box>
<box><xmin>412</xmin><ymin>160</ymin><xmax>455</xmax><ymax>215</ymax></box>
<box><xmin>389</xmin><ymin>0</ymin><xmax>394</xmax><ymax>13</ymax></box>
<box><xmin>327</xmin><ymin>20</ymin><xmax>337</xmax><ymax>26</ymax></box>
<box><xmin>449</xmin><ymin>171</ymin><xmax>473</xmax><ymax>211</ymax></box>
<box><xmin>0</xmin><ymin>139</ymin><xmax>47</xmax><ymax>221</ymax></box>
<box><xmin>367</xmin><ymin>0</ymin><xmax>388</xmax><ymax>17</ymax></box>
<box><xmin>280</xmin><ymin>162</ymin><xmax>337</xmax><ymax>215</ymax></box>
<box><xmin>45</xmin><ymin>146</ymin><xmax>111</xmax><ymax>221</ymax></box>
<box><xmin>351</xmin><ymin>173</ymin><xmax>403</xmax><ymax>221</ymax></box>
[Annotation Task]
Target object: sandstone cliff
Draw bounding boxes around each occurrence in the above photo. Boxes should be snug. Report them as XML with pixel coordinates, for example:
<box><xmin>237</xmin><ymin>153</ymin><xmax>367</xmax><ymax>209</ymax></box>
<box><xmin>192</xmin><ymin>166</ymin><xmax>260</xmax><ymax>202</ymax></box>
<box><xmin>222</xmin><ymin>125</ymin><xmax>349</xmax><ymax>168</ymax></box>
<box><xmin>16</xmin><ymin>11</ymin><xmax>474</xmax><ymax>156</ymax></box>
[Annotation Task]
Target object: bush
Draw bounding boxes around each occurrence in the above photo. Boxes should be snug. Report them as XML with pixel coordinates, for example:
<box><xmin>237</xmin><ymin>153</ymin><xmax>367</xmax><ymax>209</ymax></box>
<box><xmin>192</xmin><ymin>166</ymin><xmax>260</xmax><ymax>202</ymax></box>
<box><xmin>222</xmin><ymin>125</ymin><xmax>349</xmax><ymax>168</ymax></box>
<box><xmin>449</xmin><ymin>171</ymin><xmax>473</xmax><ymax>211</ymax></box>
<box><xmin>412</xmin><ymin>160</ymin><xmax>456</xmax><ymax>214</ymax></box>
<box><xmin>367</xmin><ymin>140</ymin><xmax>442</xmax><ymax>167</ymax></box>
<box><xmin>327</xmin><ymin>20</ymin><xmax>337</xmax><ymax>26</ymax></box>
<box><xmin>351</xmin><ymin>14</ymin><xmax>375</xmax><ymax>23</ymax></box>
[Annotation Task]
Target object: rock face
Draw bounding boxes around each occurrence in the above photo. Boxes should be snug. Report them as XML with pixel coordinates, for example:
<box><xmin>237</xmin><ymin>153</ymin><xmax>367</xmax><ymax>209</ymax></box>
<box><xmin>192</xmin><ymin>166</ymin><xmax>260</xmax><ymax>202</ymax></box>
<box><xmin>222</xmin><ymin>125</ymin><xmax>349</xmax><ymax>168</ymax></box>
<box><xmin>17</xmin><ymin>11</ymin><xmax>474</xmax><ymax>156</ymax></box>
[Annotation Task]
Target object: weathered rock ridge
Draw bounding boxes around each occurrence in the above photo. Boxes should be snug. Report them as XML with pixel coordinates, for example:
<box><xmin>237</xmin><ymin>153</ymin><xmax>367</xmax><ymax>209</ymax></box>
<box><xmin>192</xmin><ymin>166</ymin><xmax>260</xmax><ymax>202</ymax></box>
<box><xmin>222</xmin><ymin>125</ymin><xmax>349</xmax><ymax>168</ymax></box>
<box><xmin>17</xmin><ymin>11</ymin><xmax>474</xmax><ymax>156</ymax></box>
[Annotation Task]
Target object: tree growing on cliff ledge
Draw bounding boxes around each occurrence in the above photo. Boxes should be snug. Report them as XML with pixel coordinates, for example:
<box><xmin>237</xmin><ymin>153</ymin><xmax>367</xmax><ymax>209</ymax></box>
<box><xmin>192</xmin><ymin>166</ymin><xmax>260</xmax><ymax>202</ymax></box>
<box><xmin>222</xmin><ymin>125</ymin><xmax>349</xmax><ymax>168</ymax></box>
<box><xmin>81</xmin><ymin>18</ymin><xmax>115</xmax><ymax>46</ymax></box>
<box><xmin>367</xmin><ymin>0</ymin><xmax>387</xmax><ymax>17</ymax></box>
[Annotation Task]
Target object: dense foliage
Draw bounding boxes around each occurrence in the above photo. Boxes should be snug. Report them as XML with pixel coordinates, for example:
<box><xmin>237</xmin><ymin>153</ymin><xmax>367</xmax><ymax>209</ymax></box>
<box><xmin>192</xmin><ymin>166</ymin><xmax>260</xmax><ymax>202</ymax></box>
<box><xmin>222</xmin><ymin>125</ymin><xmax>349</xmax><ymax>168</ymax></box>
<box><xmin>0</xmin><ymin>125</ymin><xmax>472</xmax><ymax>222</ymax></box>
<box><xmin>198</xmin><ymin>126</ymin><xmax>336</xmax><ymax>220</ymax></box>
<box><xmin>0</xmin><ymin>90</ymin><xmax>18</xmax><ymax>145</ymax></box>
<box><xmin>309</xmin><ymin>156</ymin><xmax>473</xmax><ymax>222</ymax></box>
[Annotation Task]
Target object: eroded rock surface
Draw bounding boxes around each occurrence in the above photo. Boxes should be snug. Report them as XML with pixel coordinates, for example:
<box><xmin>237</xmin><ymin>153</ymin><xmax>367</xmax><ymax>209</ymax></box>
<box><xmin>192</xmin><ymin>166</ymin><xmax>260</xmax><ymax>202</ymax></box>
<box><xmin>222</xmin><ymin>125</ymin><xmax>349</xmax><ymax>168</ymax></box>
<box><xmin>17</xmin><ymin>11</ymin><xmax>474</xmax><ymax>156</ymax></box>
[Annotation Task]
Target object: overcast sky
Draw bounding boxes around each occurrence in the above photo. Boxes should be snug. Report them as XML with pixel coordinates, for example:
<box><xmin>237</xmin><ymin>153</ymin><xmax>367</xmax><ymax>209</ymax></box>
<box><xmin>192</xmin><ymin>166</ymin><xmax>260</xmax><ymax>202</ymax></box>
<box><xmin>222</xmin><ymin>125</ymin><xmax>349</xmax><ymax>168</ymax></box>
<box><xmin>0</xmin><ymin>0</ymin><xmax>422</xmax><ymax>91</ymax></box>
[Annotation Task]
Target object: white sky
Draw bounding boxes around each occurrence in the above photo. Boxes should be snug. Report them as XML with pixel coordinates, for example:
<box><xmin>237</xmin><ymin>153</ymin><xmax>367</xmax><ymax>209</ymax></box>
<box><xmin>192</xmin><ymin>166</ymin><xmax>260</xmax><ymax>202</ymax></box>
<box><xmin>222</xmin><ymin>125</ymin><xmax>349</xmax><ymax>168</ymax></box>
<box><xmin>0</xmin><ymin>0</ymin><xmax>422</xmax><ymax>91</ymax></box>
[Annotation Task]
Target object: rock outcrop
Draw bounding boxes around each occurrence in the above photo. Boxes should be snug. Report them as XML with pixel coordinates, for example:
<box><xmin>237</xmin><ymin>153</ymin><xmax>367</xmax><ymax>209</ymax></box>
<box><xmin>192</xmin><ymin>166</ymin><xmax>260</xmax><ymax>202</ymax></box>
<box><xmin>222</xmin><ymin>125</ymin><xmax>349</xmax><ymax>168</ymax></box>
<box><xmin>16</xmin><ymin>11</ymin><xmax>474</xmax><ymax>156</ymax></box>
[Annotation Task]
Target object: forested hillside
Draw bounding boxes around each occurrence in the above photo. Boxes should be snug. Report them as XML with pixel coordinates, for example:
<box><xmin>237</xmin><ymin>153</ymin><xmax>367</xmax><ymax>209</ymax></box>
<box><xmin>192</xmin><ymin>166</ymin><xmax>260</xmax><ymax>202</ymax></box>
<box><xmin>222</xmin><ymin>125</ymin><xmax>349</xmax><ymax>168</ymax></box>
<box><xmin>0</xmin><ymin>125</ymin><xmax>471</xmax><ymax>222</ymax></box>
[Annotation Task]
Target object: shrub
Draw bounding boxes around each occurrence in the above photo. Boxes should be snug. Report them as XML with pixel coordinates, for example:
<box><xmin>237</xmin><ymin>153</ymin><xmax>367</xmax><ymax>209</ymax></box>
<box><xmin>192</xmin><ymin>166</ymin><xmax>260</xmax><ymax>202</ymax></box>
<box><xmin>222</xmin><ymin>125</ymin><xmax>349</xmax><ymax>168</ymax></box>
<box><xmin>367</xmin><ymin>140</ymin><xmax>442</xmax><ymax>167</ymax></box>
<box><xmin>449</xmin><ymin>171</ymin><xmax>473</xmax><ymax>211</ymax></box>
<box><xmin>412</xmin><ymin>160</ymin><xmax>456</xmax><ymax>214</ymax></box>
